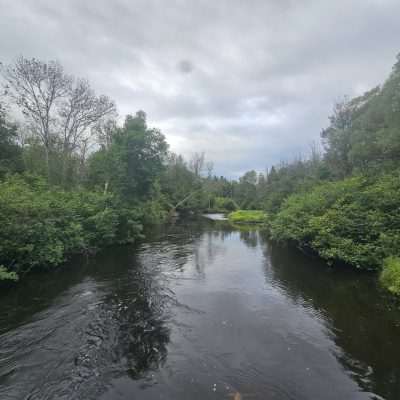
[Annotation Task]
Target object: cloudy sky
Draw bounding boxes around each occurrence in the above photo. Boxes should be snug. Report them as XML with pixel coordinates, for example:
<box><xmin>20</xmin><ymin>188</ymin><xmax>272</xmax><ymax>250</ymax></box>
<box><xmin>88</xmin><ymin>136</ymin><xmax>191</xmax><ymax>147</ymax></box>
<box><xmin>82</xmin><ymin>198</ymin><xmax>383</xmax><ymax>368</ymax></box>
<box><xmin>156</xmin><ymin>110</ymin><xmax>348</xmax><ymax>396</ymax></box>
<box><xmin>1</xmin><ymin>0</ymin><xmax>400</xmax><ymax>177</ymax></box>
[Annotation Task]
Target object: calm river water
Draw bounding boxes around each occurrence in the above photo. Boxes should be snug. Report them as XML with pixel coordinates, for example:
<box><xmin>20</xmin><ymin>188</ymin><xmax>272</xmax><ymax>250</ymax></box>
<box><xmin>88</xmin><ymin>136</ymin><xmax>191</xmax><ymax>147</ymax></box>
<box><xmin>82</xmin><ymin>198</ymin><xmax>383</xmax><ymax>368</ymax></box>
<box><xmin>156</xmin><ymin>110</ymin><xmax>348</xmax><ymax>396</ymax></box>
<box><xmin>1</xmin><ymin>217</ymin><xmax>400</xmax><ymax>399</ymax></box>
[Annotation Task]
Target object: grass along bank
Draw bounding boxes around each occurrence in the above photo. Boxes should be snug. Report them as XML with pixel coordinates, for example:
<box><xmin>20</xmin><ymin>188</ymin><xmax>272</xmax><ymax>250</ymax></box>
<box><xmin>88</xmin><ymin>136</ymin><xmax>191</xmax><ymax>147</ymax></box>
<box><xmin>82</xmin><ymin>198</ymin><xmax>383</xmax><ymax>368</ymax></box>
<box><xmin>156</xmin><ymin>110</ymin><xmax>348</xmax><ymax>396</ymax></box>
<box><xmin>228</xmin><ymin>210</ymin><xmax>267</xmax><ymax>224</ymax></box>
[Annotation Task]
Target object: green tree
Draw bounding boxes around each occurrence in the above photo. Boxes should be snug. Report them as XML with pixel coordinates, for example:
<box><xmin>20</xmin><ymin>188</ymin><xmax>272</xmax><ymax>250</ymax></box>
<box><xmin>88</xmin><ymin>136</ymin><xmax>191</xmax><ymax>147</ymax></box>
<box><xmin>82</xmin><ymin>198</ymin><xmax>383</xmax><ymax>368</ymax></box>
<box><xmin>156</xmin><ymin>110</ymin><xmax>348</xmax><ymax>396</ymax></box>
<box><xmin>1</xmin><ymin>56</ymin><xmax>115</xmax><ymax>186</ymax></box>
<box><xmin>0</xmin><ymin>103</ymin><xmax>23</xmax><ymax>177</ymax></box>
<box><xmin>88</xmin><ymin>111</ymin><xmax>168</xmax><ymax>202</ymax></box>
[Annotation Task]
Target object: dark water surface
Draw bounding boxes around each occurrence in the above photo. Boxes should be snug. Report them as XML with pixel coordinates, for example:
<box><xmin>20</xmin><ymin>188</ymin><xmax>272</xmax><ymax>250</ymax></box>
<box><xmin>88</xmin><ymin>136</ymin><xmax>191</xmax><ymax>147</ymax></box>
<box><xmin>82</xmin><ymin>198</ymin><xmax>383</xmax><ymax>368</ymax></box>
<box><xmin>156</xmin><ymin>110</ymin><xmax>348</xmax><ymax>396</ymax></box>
<box><xmin>1</xmin><ymin>218</ymin><xmax>400</xmax><ymax>400</ymax></box>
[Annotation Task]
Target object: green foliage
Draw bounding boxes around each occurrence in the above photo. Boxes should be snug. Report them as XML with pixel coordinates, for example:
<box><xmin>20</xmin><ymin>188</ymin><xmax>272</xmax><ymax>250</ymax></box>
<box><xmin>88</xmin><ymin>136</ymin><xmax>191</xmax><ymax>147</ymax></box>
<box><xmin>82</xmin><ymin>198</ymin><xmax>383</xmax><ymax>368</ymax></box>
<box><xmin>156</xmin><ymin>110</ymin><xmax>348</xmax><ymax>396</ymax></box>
<box><xmin>140</xmin><ymin>200</ymin><xmax>168</xmax><ymax>225</ymax></box>
<box><xmin>88</xmin><ymin>111</ymin><xmax>169</xmax><ymax>202</ymax></box>
<box><xmin>0</xmin><ymin>73</ymin><xmax>218</xmax><ymax>283</ymax></box>
<box><xmin>0</xmin><ymin>103</ymin><xmax>24</xmax><ymax>177</ymax></box>
<box><xmin>228</xmin><ymin>210</ymin><xmax>267</xmax><ymax>224</ymax></box>
<box><xmin>0</xmin><ymin>266</ymin><xmax>19</xmax><ymax>282</ymax></box>
<box><xmin>233</xmin><ymin>170</ymin><xmax>258</xmax><ymax>208</ymax></box>
<box><xmin>160</xmin><ymin>153</ymin><xmax>200</xmax><ymax>210</ymax></box>
<box><xmin>380</xmin><ymin>257</ymin><xmax>400</xmax><ymax>295</ymax></box>
<box><xmin>114</xmin><ymin>207</ymin><xmax>144</xmax><ymax>244</ymax></box>
<box><xmin>262</xmin><ymin>154</ymin><xmax>330</xmax><ymax>213</ymax></box>
<box><xmin>270</xmin><ymin>173</ymin><xmax>400</xmax><ymax>270</ymax></box>
<box><xmin>320</xmin><ymin>58</ymin><xmax>400</xmax><ymax>177</ymax></box>
<box><xmin>3</xmin><ymin>52</ymin><xmax>400</xmax><ymax>281</ymax></box>
<box><xmin>0</xmin><ymin>105</ymin><xmax>183</xmax><ymax>283</ymax></box>
<box><xmin>253</xmin><ymin>54</ymin><xmax>400</xmax><ymax>274</ymax></box>
<box><xmin>231</xmin><ymin>152</ymin><xmax>329</xmax><ymax>213</ymax></box>
<box><xmin>0</xmin><ymin>175</ymin><xmax>143</xmax><ymax>279</ymax></box>
<box><xmin>269</xmin><ymin>177</ymin><xmax>363</xmax><ymax>243</ymax></box>
<box><xmin>210</xmin><ymin>196</ymin><xmax>238</xmax><ymax>212</ymax></box>
<box><xmin>21</xmin><ymin>139</ymin><xmax>48</xmax><ymax>178</ymax></box>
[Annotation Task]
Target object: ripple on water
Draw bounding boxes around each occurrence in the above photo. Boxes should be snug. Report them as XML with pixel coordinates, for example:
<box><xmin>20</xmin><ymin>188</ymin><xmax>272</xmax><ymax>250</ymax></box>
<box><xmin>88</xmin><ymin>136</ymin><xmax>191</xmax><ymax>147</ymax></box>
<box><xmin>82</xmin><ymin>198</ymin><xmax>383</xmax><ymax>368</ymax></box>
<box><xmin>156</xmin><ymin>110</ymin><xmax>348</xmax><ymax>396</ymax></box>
<box><xmin>0</xmin><ymin>221</ymin><xmax>400</xmax><ymax>400</ymax></box>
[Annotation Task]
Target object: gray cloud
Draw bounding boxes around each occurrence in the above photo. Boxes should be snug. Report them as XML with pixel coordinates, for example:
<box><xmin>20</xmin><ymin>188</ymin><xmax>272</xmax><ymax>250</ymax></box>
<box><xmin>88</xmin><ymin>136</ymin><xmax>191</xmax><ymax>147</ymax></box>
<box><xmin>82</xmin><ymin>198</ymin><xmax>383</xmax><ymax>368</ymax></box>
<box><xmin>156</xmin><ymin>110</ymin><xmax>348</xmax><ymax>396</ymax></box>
<box><xmin>1</xmin><ymin>0</ymin><xmax>400</xmax><ymax>177</ymax></box>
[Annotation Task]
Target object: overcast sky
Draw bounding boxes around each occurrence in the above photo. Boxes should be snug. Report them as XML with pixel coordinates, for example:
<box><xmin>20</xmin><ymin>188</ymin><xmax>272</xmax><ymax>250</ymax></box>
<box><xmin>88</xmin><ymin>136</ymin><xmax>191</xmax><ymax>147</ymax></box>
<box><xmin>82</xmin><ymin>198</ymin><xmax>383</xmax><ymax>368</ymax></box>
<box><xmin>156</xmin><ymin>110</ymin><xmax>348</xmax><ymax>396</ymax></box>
<box><xmin>1</xmin><ymin>0</ymin><xmax>400</xmax><ymax>177</ymax></box>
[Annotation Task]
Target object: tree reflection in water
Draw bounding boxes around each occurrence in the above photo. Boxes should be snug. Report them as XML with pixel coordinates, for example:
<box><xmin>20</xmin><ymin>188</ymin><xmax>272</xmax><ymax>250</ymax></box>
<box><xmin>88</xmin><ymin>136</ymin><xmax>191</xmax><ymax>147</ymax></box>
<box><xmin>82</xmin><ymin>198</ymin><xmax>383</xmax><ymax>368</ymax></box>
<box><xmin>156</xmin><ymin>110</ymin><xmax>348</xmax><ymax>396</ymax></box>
<box><xmin>2</xmin><ymin>220</ymin><xmax>400</xmax><ymax>400</ymax></box>
<box><xmin>262</xmin><ymin>237</ymin><xmax>400</xmax><ymax>400</ymax></box>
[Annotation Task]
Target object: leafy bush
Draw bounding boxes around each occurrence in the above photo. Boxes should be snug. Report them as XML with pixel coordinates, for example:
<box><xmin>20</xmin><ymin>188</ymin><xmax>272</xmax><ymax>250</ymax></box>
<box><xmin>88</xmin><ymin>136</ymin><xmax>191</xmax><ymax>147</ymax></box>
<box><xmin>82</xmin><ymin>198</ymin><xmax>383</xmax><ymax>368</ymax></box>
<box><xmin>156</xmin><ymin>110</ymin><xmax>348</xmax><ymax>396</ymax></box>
<box><xmin>228</xmin><ymin>210</ymin><xmax>267</xmax><ymax>224</ymax></box>
<box><xmin>140</xmin><ymin>199</ymin><xmax>168</xmax><ymax>225</ymax></box>
<box><xmin>0</xmin><ymin>175</ymin><xmax>143</xmax><ymax>280</ymax></box>
<box><xmin>380</xmin><ymin>257</ymin><xmax>400</xmax><ymax>295</ymax></box>
<box><xmin>0</xmin><ymin>266</ymin><xmax>19</xmax><ymax>282</ymax></box>
<box><xmin>270</xmin><ymin>172</ymin><xmax>400</xmax><ymax>270</ymax></box>
<box><xmin>211</xmin><ymin>196</ymin><xmax>238</xmax><ymax>212</ymax></box>
<box><xmin>269</xmin><ymin>177</ymin><xmax>364</xmax><ymax>243</ymax></box>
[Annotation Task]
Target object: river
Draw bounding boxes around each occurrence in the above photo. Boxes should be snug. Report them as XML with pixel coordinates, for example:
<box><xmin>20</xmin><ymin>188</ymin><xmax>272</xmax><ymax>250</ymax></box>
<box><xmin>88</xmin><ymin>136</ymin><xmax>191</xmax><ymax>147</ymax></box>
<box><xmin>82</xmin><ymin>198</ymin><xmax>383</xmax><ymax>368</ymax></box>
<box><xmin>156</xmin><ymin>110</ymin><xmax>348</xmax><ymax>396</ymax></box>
<box><xmin>1</xmin><ymin>217</ymin><xmax>399</xmax><ymax>399</ymax></box>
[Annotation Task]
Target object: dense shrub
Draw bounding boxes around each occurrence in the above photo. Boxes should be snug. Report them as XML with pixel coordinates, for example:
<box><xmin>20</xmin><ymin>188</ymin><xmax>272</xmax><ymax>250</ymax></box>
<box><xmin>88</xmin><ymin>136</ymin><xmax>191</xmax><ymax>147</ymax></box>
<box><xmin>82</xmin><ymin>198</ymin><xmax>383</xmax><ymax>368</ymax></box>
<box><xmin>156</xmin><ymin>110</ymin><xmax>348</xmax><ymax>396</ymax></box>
<box><xmin>380</xmin><ymin>257</ymin><xmax>400</xmax><ymax>295</ymax></box>
<box><xmin>212</xmin><ymin>196</ymin><xmax>238</xmax><ymax>212</ymax></box>
<box><xmin>270</xmin><ymin>172</ymin><xmax>400</xmax><ymax>270</ymax></box>
<box><xmin>0</xmin><ymin>266</ymin><xmax>19</xmax><ymax>282</ymax></box>
<box><xmin>269</xmin><ymin>177</ymin><xmax>363</xmax><ymax>243</ymax></box>
<box><xmin>0</xmin><ymin>175</ymin><xmax>143</xmax><ymax>281</ymax></box>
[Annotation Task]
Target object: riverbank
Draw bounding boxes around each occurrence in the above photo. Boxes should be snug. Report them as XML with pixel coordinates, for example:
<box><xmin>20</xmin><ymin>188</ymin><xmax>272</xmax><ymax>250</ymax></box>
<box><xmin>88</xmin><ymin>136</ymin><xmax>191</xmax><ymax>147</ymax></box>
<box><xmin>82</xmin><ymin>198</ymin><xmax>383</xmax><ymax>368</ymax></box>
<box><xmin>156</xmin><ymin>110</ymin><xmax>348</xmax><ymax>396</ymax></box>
<box><xmin>0</xmin><ymin>175</ymin><xmax>163</xmax><ymax>283</ymax></box>
<box><xmin>263</xmin><ymin>172</ymin><xmax>400</xmax><ymax>294</ymax></box>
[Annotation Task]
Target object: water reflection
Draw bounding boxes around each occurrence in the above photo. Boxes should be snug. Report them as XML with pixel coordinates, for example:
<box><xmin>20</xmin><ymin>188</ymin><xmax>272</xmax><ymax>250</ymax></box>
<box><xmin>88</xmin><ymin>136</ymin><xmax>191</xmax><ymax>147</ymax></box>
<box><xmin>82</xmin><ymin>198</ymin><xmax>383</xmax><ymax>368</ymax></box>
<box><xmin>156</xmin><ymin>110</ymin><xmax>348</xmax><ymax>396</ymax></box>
<box><xmin>0</xmin><ymin>222</ymin><xmax>203</xmax><ymax>399</ymax></box>
<box><xmin>1</xmin><ymin>220</ymin><xmax>400</xmax><ymax>400</ymax></box>
<box><xmin>239</xmin><ymin>229</ymin><xmax>260</xmax><ymax>248</ymax></box>
<box><xmin>262</xmin><ymin>238</ymin><xmax>400</xmax><ymax>400</ymax></box>
<box><xmin>98</xmin><ymin>262</ymin><xmax>170</xmax><ymax>381</ymax></box>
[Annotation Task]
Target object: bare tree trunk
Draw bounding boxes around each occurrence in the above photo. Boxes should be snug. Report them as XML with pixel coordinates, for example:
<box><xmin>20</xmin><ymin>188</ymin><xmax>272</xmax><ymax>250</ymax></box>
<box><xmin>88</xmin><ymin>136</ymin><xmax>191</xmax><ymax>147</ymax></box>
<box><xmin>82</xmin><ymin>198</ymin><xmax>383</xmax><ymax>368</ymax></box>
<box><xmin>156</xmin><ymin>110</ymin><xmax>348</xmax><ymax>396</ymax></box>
<box><xmin>103</xmin><ymin>181</ymin><xmax>109</xmax><ymax>195</ymax></box>
<box><xmin>61</xmin><ymin>149</ymin><xmax>68</xmax><ymax>187</ymax></box>
<box><xmin>44</xmin><ymin>145</ymin><xmax>50</xmax><ymax>179</ymax></box>
<box><xmin>173</xmin><ymin>190</ymin><xmax>200</xmax><ymax>210</ymax></box>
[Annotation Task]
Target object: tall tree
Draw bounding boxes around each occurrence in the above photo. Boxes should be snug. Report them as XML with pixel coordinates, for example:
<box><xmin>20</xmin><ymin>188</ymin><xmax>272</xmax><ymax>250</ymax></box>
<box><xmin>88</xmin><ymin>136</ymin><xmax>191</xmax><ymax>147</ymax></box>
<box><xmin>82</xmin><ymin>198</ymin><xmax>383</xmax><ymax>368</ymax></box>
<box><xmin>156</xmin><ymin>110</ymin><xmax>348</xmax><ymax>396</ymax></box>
<box><xmin>1</xmin><ymin>57</ymin><xmax>71</xmax><ymax>175</ymax></box>
<box><xmin>1</xmin><ymin>56</ymin><xmax>116</xmax><ymax>185</ymax></box>
<box><xmin>321</xmin><ymin>88</ymin><xmax>380</xmax><ymax>177</ymax></box>
<box><xmin>0</xmin><ymin>102</ymin><xmax>23</xmax><ymax>176</ymax></box>
<box><xmin>161</xmin><ymin>153</ymin><xmax>199</xmax><ymax>207</ymax></box>
<box><xmin>189</xmin><ymin>152</ymin><xmax>205</xmax><ymax>177</ymax></box>
<box><xmin>58</xmin><ymin>78</ymin><xmax>115</xmax><ymax>183</ymax></box>
<box><xmin>88</xmin><ymin>111</ymin><xmax>169</xmax><ymax>201</ymax></box>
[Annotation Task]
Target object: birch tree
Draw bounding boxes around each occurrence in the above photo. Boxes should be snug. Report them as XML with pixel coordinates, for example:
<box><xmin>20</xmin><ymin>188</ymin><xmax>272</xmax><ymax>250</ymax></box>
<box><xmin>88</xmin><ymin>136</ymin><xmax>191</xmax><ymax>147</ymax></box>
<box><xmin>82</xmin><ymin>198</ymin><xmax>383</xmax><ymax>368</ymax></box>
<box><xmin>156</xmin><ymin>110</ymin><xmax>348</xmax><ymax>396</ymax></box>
<box><xmin>1</xmin><ymin>57</ymin><xmax>71</xmax><ymax>175</ymax></box>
